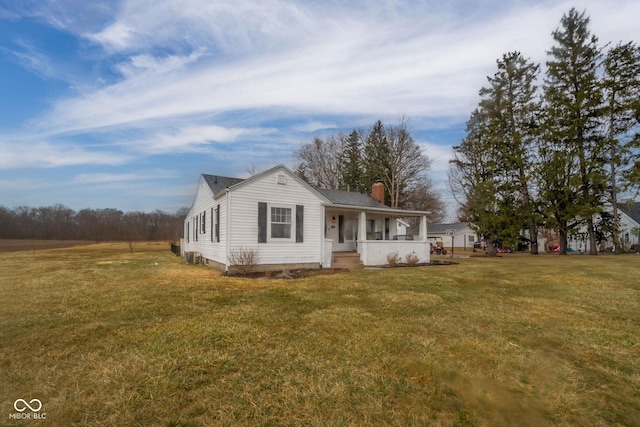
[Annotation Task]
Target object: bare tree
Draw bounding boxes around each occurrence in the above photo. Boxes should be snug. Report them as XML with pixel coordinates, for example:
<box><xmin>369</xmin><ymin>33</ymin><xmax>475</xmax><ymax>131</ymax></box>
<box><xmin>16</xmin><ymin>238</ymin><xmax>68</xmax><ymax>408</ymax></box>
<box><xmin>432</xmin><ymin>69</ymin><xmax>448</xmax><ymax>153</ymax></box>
<box><xmin>245</xmin><ymin>164</ymin><xmax>262</xmax><ymax>177</ymax></box>
<box><xmin>402</xmin><ymin>178</ymin><xmax>446</xmax><ymax>223</ymax></box>
<box><xmin>294</xmin><ymin>135</ymin><xmax>345</xmax><ymax>189</ymax></box>
<box><xmin>372</xmin><ymin>117</ymin><xmax>431</xmax><ymax>208</ymax></box>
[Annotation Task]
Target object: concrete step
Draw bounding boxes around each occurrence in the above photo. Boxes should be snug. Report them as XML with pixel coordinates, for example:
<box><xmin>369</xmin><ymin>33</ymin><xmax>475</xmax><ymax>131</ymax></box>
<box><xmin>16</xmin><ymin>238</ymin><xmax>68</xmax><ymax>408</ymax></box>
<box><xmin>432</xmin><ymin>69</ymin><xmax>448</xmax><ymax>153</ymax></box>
<box><xmin>332</xmin><ymin>252</ymin><xmax>364</xmax><ymax>270</ymax></box>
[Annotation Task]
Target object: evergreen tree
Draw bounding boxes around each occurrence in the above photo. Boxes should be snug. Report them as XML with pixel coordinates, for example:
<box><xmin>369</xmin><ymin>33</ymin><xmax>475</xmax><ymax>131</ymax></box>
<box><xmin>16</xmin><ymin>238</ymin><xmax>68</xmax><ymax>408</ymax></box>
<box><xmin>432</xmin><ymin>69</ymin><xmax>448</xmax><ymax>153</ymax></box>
<box><xmin>362</xmin><ymin>120</ymin><xmax>390</xmax><ymax>203</ymax></box>
<box><xmin>294</xmin><ymin>119</ymin><xmax>440</xmax><ymax>210</ymax></box>
<box><xmin>341</xmin><ymin>129</ymin><xmax>366</xmax><ymax>193</ymax></box>
<box><xmin>450</xmin><ymin>109</ymin><xmax>522</xmax><ymax>255</ymax></box>
<box><xmin>479</xmin><ymin>51</ymin><xmax>542</xmax><ymax>253</ymax></box>
<box><xmin>537</xmin><ymin>107</ymin><xmax>585</xmax><ymax>254</ymax></box>
<box><xmin>542</xmin><ymin>8</ymin><xmax>605</xmax><ymax>254</ymax></box>
<box><xmin>601</xmin><ymin>41</ymin><xmax>640</xmax><ymax>251</ymax></box>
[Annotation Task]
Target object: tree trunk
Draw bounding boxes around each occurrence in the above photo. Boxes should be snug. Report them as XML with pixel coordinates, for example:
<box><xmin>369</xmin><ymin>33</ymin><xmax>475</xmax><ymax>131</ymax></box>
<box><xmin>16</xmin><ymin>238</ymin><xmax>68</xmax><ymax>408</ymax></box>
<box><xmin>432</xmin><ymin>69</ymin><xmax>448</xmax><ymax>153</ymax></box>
<box><xmin>559</xmin><ymin>228</ymin><xmax>568</xmax><ymax>255</ymax></box>
<box><xmin>485</xmin><ymin>239</ymin><xmax>497</xmax><ymax>256</ymax></box>
<box><xmin>529</xmin><ymin>225</ymin><xmax>539</xmax><ymax>254</ymax></box>
<box><xmin>587</xmin><ymin>217</ymin><xmax>597</xmax><ymax>255</ymax></box>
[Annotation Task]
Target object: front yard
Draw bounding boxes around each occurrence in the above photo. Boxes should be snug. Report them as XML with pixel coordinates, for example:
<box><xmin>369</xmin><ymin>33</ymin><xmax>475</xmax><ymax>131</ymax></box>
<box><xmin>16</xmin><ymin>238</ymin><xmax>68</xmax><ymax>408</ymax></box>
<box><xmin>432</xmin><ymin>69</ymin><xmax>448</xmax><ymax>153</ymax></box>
<box><xmin>1</xmin><ymin>243</ymin><xmax>638</xmax><ymax>426</ymax></box>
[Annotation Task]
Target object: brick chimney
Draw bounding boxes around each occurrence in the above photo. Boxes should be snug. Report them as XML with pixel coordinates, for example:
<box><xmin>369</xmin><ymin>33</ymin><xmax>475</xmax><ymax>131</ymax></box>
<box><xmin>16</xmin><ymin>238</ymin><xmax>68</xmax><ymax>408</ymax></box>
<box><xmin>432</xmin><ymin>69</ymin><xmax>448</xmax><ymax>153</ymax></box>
<box><xmin>371</xmin><ymin>180</ymin><xmax>385</xmax><ymax>205</ymax></box>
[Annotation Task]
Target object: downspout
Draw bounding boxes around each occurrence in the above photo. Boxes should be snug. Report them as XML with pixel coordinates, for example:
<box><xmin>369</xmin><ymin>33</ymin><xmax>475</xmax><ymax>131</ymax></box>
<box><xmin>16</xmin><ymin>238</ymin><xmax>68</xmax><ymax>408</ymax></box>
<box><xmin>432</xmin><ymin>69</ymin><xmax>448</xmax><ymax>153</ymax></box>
<box><xmin>320</xmin><ymin>203</ymin><xmax>325</xmax><ymax>268</ymax></box>
<box><xmin>225</xmin><ymin>187</ymin><xmax>231</xmax><ymax>274</ymax></box>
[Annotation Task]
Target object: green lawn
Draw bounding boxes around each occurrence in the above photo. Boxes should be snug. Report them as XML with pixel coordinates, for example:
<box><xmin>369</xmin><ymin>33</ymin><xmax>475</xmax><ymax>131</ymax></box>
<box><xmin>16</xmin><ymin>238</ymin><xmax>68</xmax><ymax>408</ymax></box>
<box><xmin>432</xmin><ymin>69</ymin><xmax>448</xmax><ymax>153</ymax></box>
<box><xmin>1</xmin><ymin>243</ymin><xmax>638</xmax><ymax>426</ymax></box>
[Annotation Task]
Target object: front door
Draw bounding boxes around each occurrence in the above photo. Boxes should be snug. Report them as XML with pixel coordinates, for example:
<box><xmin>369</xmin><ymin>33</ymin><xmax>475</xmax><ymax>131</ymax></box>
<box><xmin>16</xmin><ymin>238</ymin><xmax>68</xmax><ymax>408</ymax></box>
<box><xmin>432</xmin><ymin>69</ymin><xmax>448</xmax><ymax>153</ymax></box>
<box><xmin>327</xmin><ymin>214</ymin><xmax>357</xmax><ymax>251</ymax></box>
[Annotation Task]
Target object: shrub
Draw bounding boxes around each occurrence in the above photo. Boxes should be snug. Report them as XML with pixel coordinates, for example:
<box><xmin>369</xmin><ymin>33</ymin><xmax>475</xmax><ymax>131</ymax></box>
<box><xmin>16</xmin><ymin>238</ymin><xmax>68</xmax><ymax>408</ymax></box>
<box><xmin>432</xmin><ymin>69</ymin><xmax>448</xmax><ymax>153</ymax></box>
<box><xmin>386</xmin><ymin>251</ymin><xmax>401</xmax><ymax>267</ymax></box>
<box><xmin>406</xmin><ymin>252</ymin><xmax>420</xmax><ymax>266</ymax></box>
<box><xmin>228</xmin><ymin>246</ymin><xmax>260</xmax><ymax>275</ymax></box>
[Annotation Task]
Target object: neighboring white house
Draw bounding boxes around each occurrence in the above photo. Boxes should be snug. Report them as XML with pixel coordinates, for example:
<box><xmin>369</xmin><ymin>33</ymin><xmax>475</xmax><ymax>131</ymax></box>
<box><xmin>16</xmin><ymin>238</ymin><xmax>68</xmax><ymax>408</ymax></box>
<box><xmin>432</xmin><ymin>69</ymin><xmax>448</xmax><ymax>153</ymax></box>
<box><xmin>182</xmin><ymin>165</ymin><xmax>431</xmax><ymax>272</ymax></box>
<box><xmin>566</xmin><ymin>202</ymin><xmax>640</xmax><ymax>253</ymax></box>
<box><xmin>428</xmin><ymin>222</ymin><xmax>480</xmax><ymax>251</ymax></box>
<box><xmin>618</xmin><ymin>202</ymin><xmax>640</xmax><ymax>250</ymax></box>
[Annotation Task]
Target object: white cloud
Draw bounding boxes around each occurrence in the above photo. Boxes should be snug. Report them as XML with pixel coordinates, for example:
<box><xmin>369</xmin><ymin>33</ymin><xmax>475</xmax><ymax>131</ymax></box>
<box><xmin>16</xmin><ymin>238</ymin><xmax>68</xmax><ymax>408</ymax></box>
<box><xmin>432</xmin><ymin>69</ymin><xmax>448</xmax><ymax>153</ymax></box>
<box><xmin>88</xmin><ymin>22</ymin><xmax>134</xmax><ymax>51</ymax></box>
<box><xmin>34</xmin><ymin>0</ymin><xmax>584</xmax><ymax>135</ymax></box>
<box><xmin>1</xmin><ymin>40</ymin><xmax>57</xmax><ymax>80</ymax></box>
<box><xmin>71</xmin><ymin>172</ymin><xmax>146</xmax><ymax>184</ymax></box>
<box><xmin>419</xmin><ymin>141</ymin><xmax>453</xmax><ymax>174</ymax></box>
<box><xmin>7</xmin><ymin>0</ymin><xmax>640</xmax><ymax>171</ymax></box>
<box><xmin>294</xmin><ymin>121</ymin><xmax>337</xmax><ymax>133</ymax></box>
<box><xmin>0</xmin><ymin>137</ymin><xmax>131</xmax><ymax>169</ymax></box>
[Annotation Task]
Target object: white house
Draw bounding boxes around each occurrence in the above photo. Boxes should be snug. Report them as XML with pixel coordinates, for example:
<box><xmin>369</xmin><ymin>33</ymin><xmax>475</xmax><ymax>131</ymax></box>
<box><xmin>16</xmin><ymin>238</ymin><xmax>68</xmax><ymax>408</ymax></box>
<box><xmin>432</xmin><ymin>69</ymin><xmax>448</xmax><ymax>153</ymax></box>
<box><xmin>618</xmin><ymin>202</ymin><xmax>640</xmax><ymax>250</ymax></box>
<box><xmin>182</xmin><ymin>165</ymin><xmax>431</xmax><ymax>273</ymax></box>
<box><xmin>428</xmin><ymin>222</ymin><xmax>480</xmax><ymax>251</ymax></box>
<box><xmin>567</xmin><ymin>202</ymin><xmax>640</xmax><ymax>252</ymax></box>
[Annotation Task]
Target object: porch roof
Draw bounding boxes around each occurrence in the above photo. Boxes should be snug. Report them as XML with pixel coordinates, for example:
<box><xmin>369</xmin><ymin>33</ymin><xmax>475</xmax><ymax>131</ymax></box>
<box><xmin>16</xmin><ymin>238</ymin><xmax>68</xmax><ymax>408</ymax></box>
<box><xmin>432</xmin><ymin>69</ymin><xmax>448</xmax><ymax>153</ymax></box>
<box><xmin>315</xmin><ymin>188</ymin><xmax>387</xmax><ymax>209</ymax></box>
<box><xmin>316</xmin><ymin>188</ymin><xmax>429</xmax><ymax>216</ymax></box>
<box><xmin>326</xmin><ymin>202</ymin><xmax>430</xmax><ymax>216</ymax></box>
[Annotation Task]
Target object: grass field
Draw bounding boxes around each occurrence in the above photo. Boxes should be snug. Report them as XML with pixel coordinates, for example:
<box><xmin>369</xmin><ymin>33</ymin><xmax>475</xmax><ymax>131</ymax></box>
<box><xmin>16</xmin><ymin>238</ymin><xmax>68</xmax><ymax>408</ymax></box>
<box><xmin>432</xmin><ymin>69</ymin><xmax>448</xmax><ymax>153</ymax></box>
<box><xmin>0</xmin><ymin>239</ymin><xmax>94</xmax><ymax>253</ymax></box>
<box><xmin>1</xmin><ymin>243</ymin><xmax>638</xmax><ymax>426</ymax></box>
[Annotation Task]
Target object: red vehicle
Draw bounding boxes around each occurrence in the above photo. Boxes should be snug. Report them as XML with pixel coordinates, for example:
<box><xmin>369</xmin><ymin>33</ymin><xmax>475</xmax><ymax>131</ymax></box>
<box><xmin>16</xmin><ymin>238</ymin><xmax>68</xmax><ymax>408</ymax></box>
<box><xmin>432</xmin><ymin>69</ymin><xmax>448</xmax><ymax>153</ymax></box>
<box><xmin>428</xmin><ymin>237</ymin><xmax>447</xmax><ymax>255</ymax></box>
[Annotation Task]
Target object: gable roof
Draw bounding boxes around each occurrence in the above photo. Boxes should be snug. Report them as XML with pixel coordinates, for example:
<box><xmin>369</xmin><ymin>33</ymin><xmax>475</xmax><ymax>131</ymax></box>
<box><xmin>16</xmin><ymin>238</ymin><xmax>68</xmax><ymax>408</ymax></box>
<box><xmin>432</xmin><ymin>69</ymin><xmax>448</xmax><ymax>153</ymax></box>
<box><xmin>316</xmin><ymin>188</ymin><xmax>389</xmax><ymax>209</ymax></box>
<box><xmin>202</xmin><ymin>174</ymin><xmax>245</xmax><ymax>194</ymax></box>
<box><xmin>198</xmin><ymin>164</ymin><xmax>429</xmax><ymax>215</ymax></box>
<box><xmin>428</xmin><ymin>222</ymin><xmax>470</xmax><ymax>233</ymax></box>
<box><xmin>618</xmin><ymin>202</ymin><xmax>640</xmax><ymax>224</ymax></box>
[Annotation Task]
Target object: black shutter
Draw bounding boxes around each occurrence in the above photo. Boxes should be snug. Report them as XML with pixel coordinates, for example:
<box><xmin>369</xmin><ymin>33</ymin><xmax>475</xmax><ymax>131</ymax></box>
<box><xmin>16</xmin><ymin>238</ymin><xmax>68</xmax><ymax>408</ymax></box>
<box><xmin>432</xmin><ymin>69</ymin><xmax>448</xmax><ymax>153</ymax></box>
<box><xmin>338</xmin><ymin>215</ymin><xmax>345</xmax><ymax>243</ymax></box>
<box><xmin>215</xmin><ymin>205</ymin><xmax>220</xmax><ymax>242</ymax></box>
<box><xmin>296</xmin><ymin>205</ymin><xmax>304</xmax><ymax>243</ymax></box>
<box><xmin>258</xmin><ymin>202</ymin><xmax>267</xmax><ymax>243</ymax></box>
<box><xmin>210</xmin><ymin>208</ymin><xmax>214</xmax><ymax>242</ymax></box>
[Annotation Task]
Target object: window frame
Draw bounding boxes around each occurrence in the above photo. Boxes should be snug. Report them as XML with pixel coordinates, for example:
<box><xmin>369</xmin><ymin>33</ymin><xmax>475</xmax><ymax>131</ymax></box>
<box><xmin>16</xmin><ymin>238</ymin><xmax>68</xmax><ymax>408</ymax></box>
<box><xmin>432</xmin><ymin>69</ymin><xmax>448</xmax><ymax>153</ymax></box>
<box><xmin>268</xmin><ymin>204</ymin><xmax>294</xmax><ymax>241</ymax></box>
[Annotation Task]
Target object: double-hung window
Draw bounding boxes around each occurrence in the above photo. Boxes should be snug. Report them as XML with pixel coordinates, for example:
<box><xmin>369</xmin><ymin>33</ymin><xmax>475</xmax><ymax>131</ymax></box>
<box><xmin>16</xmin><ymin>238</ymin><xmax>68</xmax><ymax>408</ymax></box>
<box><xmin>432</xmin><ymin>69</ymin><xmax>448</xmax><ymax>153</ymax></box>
<box><xmin>270</xmin><ymin>207</ymin><xmax>291</xmax><ymax>239</ymax></box>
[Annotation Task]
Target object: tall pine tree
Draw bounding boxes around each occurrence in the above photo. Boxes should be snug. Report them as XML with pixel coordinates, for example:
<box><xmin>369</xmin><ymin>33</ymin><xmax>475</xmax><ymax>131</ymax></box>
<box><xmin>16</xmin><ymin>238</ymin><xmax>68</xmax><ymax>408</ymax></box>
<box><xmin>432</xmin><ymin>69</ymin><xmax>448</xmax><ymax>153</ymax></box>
<box><xmin>543</xmin><ymin>8</ymin><xmax>605</xmax><ymax>254</ymax></box>
<box><xmin>362</xmin><ymin>120</ymin><xmax>391</xmax><ymax>203</ymax></box>
<box><xmin>602</xmin><ymin>41</ymin><xmax>640</xmax><ymax>251</ymax></box>
<box><xmin>342</xmin><ymin>130</ymin><xmax>366</xmax><ymax>193</ymax></box>
<box><xmin>480</xmin><ymin>51</ymin><xmax>542</xmax><ymax>253</ymax></box>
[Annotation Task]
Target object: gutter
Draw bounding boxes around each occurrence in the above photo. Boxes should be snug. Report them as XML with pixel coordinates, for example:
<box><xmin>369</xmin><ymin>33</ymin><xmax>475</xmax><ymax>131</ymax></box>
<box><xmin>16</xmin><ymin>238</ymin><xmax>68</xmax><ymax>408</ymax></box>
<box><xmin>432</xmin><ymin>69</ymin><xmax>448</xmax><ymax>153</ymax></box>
<box><xmin>225</xmin><ymin>187</ymin><xmax>231</xmax><ymax>274</ymax></box>
<box><xmin>326</xmin><ymin>202</ymin><xmax>431</xmax><ymax>216</ymax></box>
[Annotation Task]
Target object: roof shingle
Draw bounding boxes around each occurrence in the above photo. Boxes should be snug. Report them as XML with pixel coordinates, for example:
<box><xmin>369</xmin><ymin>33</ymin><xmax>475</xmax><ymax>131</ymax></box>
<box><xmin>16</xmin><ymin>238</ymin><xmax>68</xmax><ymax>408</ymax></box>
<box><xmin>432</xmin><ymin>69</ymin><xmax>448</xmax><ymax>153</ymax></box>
<box><xmin>202</xmin><ymin>174</ymin><xmax>245</xmax><ymax>194</ymax></box>
<box><xmin>315</xmin><ymin>188</ymin><xmax>389</xmax><ymax>209</ymax></box>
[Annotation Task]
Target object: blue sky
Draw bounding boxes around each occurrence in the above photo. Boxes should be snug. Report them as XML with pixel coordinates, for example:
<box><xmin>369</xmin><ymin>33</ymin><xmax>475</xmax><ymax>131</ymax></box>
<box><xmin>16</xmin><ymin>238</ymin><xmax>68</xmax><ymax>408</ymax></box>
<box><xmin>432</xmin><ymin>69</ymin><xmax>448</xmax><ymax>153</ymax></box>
<box><xmin>1</xmin><ymin>0</ymin><xmax>638</xmax><ymax>218</ymax></box>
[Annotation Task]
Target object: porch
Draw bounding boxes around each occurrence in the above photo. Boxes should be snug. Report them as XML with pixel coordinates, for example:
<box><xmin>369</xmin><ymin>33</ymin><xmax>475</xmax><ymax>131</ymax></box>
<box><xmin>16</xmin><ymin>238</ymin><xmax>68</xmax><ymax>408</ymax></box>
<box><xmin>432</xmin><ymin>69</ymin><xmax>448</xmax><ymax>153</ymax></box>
<box><xmin>322</xmin><ymin>206</ymin><xmax>430</xmax><ymax>268</ymax></box>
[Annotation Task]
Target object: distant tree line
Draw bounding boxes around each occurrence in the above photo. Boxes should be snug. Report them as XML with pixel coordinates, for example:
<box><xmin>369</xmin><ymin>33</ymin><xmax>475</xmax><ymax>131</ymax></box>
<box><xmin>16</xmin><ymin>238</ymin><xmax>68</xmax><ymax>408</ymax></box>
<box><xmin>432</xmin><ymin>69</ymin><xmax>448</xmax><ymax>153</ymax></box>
<box><xmin>294</xmin><ymin>117</ymin><xmax>446</xmax><ymax>223</ymax></box>
<box><xmin>449</xmin><ymin>8</ymin><xmax>640</xmax><ymax>255</ymax></box>
<box><xmin>0</xmin><ymin>204</ymin><xmax>188</xmax><ymax>242</ymax></box>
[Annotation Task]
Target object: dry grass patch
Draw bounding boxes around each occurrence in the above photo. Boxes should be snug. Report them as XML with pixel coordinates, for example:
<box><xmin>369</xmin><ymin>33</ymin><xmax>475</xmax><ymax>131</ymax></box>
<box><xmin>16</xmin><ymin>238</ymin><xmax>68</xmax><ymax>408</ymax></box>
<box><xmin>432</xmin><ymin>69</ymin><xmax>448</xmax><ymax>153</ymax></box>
<box><xmin>1</xmin><ymin>244</ymin><xmax>639</xmax><ymax>426</ymax></box>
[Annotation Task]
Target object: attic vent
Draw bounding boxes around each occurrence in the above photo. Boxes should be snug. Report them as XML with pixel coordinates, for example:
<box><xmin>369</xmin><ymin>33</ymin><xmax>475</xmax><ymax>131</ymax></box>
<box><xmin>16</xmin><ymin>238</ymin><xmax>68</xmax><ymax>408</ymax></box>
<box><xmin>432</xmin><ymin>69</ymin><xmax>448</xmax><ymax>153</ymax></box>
<box><xmin>276</xmin><ymin>174</ymin><xmax>286</xmax><ymax>185</ymax></box>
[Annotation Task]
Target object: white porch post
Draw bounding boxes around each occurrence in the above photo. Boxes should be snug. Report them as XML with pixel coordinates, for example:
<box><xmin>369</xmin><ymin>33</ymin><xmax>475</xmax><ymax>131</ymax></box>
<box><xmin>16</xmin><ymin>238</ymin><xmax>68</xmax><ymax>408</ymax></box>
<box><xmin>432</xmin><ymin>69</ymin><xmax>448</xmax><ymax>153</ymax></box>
<box><xmin>358</xmin><ymin>211</ymin><xmax>367</xmax><ymax>241</ymax></box>
<box><xmin>358</xmin><ymin>211</ymin><xmax>367</xmax><ymax>264</ymax></box>
<box><xmin>419</xmin><ymin>214</ymin><xmax>427</xmax><ymax>241</ymax></box>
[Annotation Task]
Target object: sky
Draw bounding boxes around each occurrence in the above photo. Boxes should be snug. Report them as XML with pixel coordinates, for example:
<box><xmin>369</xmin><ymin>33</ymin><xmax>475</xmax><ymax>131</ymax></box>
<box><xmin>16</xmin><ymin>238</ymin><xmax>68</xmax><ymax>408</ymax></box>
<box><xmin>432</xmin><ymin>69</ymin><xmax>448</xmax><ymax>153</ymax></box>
<box><xmin>0</xmin><ymin>0</ymin><xmax>638</xmax><ymax>220</ymax></box>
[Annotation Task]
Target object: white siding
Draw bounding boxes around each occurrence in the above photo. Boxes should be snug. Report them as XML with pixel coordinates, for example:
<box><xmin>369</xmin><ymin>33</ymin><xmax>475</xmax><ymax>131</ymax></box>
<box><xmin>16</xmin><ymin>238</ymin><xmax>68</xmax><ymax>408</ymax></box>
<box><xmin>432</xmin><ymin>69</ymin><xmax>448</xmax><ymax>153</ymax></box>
<box><xmin>183</xmin><ymin>176</ymin><xmax>227</xmax><ymax>264</ymax></box>
<box><xmin>620</xmin><ymin>211</ymin><xmax>640</xmax><ymax>247</ymax></box>
<box><xmin>228</xmin><ymin>170</ymin><xmax>324</xmax><ymax>266</ymax></box>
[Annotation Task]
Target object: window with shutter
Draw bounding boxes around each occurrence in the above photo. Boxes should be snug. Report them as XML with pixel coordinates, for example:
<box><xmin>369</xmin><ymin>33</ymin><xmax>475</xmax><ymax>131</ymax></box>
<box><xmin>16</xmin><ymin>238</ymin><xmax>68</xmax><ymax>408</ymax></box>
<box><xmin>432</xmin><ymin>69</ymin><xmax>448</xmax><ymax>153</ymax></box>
<box><xmin>296</xmin><ymin>205</ymin><xmax>303</xmax><ymax>243</ymax></box>
<box><xmin>271</xmin><ymin>207</ymin><xmax>291</xmax><ymax>238</ymax></box>
<box><xmin>258</xmin><ymin>202</ymin><xmax>267</xmax><ymax>243</ymax></box>
<box><xmin>215</xmin><ymin>205</ymin><xmax>220</xmax><ymax>242</ymax></box>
